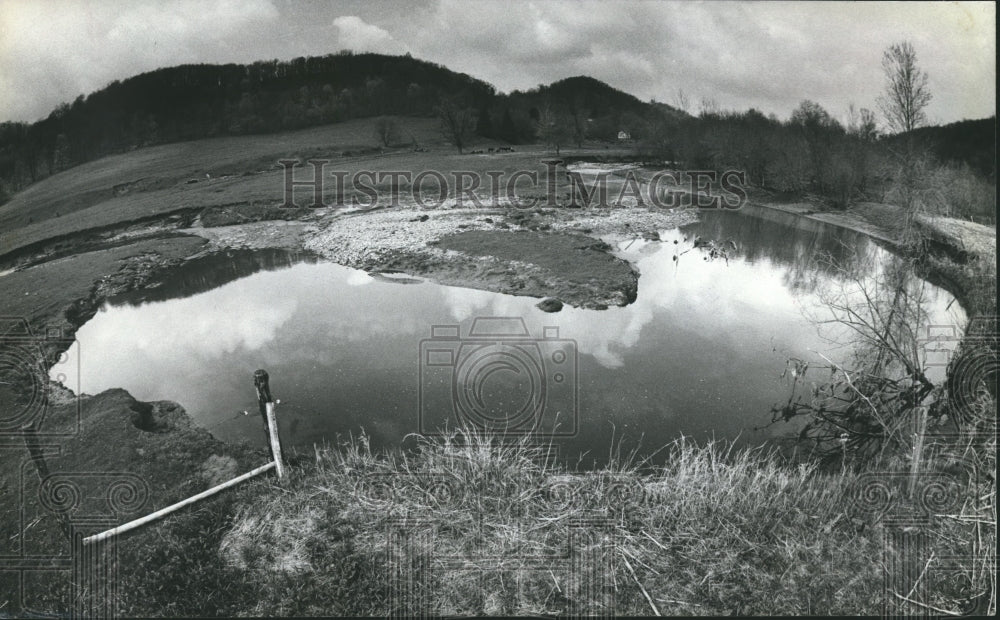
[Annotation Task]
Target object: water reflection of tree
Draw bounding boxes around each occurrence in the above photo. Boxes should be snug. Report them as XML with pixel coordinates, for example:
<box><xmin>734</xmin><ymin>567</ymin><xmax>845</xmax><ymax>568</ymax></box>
<box><xmin>684</xmin><ymin>207</ymin><xmax>880</xmax><ymax>297</ymax></box>
<box><xmin>767</xmin><ymin>245</ymin><xmax>939</xmax><ymax>459</ymax></box>
<box><xmin>113</xmin><ymin>249</ymin><xmax>318</xmax><ymax>306</ymax></box>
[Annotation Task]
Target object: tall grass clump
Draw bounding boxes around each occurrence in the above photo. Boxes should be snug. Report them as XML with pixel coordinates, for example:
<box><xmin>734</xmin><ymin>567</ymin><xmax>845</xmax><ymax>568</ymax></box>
<box><xmin>111</xmin><ymin>423</ymin><xmax>994</xmax><ymax>616</ymax></box>
<box><xmin>190</xmin><ymin>430</ymin><xmax>889</xmax><ymax>615</ymax></box>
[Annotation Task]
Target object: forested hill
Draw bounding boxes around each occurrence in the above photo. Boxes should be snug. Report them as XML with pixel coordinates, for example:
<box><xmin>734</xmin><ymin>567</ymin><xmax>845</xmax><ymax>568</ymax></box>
<box><xmin>903</xmin><ymin>117</ymin><xmax>996</xmax><ymax>181</ymax></box>
<box><xmin>514</xmin><ymin>75</ymin><xmax>673</xmax><ymax>119</ymax></box>
<box><xmin>2</xmin><ymin>49</ymin><xmax>989</xmax><ymax>207</ymax></box>
<box><xmin>0</xmin><ymin>52</ymin><xmax>675</xmax><ymax>199</ymax></box>
<box><xmin>505</xmin><ymin>75</ymin><xmax>686</xmax><ymax>142</ymax></box>
<box><xmin>0</xmin><ymin>53</ymin><xmax>493</xmax><ymax>193</ymax></box>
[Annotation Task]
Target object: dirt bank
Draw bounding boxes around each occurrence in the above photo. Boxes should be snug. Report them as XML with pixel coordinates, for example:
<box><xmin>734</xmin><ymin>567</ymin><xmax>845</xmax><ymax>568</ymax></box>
<box><xmin>746</xmin><ymin>192</ymin><xmax>996</xmax><ymax>316</ymax></box>
<box><xmin>0</xmin><ymin>385</ymin><xmax>263</xmax><ymax>611</ymax></box>
<box><xmin>0</xmin><ymin>235</ymin><xmax>261</xmax><ymax>562</ymax></box>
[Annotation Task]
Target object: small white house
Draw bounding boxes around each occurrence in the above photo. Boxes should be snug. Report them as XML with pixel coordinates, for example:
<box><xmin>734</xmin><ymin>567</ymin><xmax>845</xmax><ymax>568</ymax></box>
<box><xmin>617</xmin><ymin>130</ymin><xmax>631</xmax><ymax>141</ymax></box>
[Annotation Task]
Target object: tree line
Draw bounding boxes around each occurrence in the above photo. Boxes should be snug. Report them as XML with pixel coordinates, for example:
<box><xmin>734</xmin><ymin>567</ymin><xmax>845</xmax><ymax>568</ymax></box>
<box><xmin>0</xmin><ymin>52</ymin><xmax>496</xmax><ymax>197</ymax></box>
<box><xmin>626</xmin><ymin>42</ymin><xmax>994</xmax><ymax>222</ymax></box>
<box><xmin>1</xmin><ymin>47</ymin><xmax>993</xmax><ymax>223</ymax></box>
<box><xmin>0</xmin><ymin>52</ymin><xmax>675</xmax><ymax>200</ymax></box>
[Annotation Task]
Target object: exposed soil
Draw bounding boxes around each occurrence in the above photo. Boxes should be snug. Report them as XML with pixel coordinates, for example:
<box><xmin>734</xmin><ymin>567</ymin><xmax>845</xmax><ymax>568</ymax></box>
<box><xmin>434</xmin><ymin>230</ymin><xmax>637</xmax><ymax>309</ymax></box>
<box><xmin>1</xmin><ymin>235</ymin><xmax>208</xmax><ymax>338</ymax></box>
<box><xmin>0</xmin><ymin>386</ymin><xmax>262</xmax><ymax>599</ymax></box>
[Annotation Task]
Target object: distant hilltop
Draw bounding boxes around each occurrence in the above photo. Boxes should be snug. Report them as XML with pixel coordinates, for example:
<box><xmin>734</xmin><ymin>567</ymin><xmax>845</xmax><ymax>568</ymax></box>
<box><xmin>0</xmin><ymin>50</ymin><xmax>992</xmax><ymax>201</ymax></box>
<box><xmin>0</xmin><ymin>52</ymin><xmax>683</xmax><ymax>195</ymax></box>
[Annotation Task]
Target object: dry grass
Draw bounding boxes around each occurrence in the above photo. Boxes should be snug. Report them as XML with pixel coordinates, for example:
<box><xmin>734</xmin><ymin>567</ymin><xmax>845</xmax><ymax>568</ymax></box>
<box><xmin>108</xmin><ymin>427</ymin><xmax>991</xmax><ymax>616</ymax></box>
<box><xmin>911</xmin><ymin>214</ymin><xmax>997</xmax><ymax>316</ymax></box>
<box><xmin>0</xmin><ymin>117</ymin><xmax>443</xmax><ymax>257</ymax></box>
<box><xmin>916</xmin><ymin>214</ymin><xmax>997</xmax><ymax>262</ymax></box>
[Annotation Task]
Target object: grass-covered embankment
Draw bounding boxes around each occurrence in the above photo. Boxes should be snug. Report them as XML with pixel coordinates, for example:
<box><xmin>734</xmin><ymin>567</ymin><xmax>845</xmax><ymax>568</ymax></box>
<box><xmin>746</xmin><ymin>193</ymin><xmax>997</xmax><ymax>317</ymax></box>
<box><xmin>911</xmin><ymin>214</ymin><xmax>997</xmax><ymax>316</ymax></box>
<box><xmin>112</xmin><ymin>427</ymin><xmax>994</xmax><ymax>616</ymax></box>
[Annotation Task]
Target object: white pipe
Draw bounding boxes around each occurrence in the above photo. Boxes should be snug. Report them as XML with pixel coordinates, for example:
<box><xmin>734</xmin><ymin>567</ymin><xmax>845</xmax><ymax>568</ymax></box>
<box><xmin>265</xmin><ymin>402</ymin><xmax>285</xmax><ymax>479</ymax></box>
<box><xmin>83</xmin><ymin>461</ymin><xmax>277</xmax><ymax>545</ymax></box>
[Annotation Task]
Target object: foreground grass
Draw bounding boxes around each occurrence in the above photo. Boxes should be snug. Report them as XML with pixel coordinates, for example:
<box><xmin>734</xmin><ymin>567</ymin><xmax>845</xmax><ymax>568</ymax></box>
<box><xmin>112</xmin><ymin>428</ymin><xmax>994</xmax><ymax>616</ymax></box>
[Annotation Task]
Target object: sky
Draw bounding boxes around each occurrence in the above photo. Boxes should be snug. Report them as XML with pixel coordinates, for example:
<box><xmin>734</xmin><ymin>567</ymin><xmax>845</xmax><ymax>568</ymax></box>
<box><xmin>0</xmin><ymin>0</ymin><xmax>995</xmax><ymax>127</ymax></box>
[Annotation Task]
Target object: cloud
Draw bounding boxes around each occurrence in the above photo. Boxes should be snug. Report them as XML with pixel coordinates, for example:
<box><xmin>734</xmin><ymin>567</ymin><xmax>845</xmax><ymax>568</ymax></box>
<box><xmin>398</xmin><ymin>0</ymin><xmax>994</xmax><ymax>125</ymax></box>
<box><xmin>333</xmin><ymin>15</ymin><xmax>407</xmax><ymax>54</ymax></box>
<box><xmin>0</xmin><ymin>0</ymin><xmax>280</xmax><ymax>122</ymax></box>
<box><xmin>1</xmin><ymin>0</ymin><xmax>994</xmax><ymax>125</ymax></box>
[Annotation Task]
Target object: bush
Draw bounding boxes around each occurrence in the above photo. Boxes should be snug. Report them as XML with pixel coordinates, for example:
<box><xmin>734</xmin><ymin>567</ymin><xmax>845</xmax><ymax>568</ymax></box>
<box><xmin>935</xmin><ymin>163</ymin><xmax>996</xmax><ymax>224</ymax></box>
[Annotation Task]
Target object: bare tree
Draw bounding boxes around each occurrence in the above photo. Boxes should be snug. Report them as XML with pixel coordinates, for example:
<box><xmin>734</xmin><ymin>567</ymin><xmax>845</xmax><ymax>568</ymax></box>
<box><xmin>567</xmin><ymin>96</ymin><xmax>588</xmax><ymax>148</ymax></box>
<box><xmin>535</xmin><ymin>101</ymin><xmax>571</xmax><ymax>155</ymax></box>
<box><xmin>847</xmin><ymin>104</ymin><xmax>878</xmax><ymax>143</ymax></box>
<box><xmin>698</xmin><ymin>97</ymin><xmax>720</xmax><ymax>118</ymax></box>
<box><xmin>844</xmin><ymin>103</ymin><xmax>879</xmax><ymax>198</ymax></box>
<box><xmin>790</xmin><ymin>100</ymin><xmax>843</xmax><ymax>196</ymax></box>
<box><xmin>877</xmin><ymin>41</ymin><xmax>932</xmax><ymax>135</ymax></box>
<box><xmin>769</xmin><ymin>248</ymin><xmax>939</xmax><ymax>459</ymax></box>
<box><xmin>435</xmin><ymin>97</ymin><xmax>477</xmax><ymax>154</ymax></box>
<box><xmin>876</xmin><ymin>41</ymin><xmax>936</xmax><ymax>236</ymax></box>
<box><xmin>373</xmin><ymin>116</ymin><xmax>399</xmax><ymax>147</ymax></box>
<box><xmin>672</xmin><ymin>88</ymin><xmax>691</xmax><ymax>114</ymax></box>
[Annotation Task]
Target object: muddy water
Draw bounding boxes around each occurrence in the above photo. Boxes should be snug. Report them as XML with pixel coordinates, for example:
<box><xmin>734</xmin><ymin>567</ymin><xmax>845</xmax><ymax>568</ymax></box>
<box><xmin>54</xmin><ymin>208</ymin><xmax>966</xmax><ymax>464</ymax></box>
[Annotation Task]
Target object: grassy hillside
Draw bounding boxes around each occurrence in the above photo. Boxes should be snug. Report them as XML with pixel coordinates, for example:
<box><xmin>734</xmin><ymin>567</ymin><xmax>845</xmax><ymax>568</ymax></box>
<box><xmin>0</xmin><ymin>52</ymin><xmax>500</xmax><ymax>194</ymax></box>
<box><xmin>0</xmin><ymin>117</ymin><xmax>444</xmax><ymax>259</ymax></box>
<box><xmin>0</xmin><ymin>114</ymin><xmax>645</xmax><ymax>266</ymax></box>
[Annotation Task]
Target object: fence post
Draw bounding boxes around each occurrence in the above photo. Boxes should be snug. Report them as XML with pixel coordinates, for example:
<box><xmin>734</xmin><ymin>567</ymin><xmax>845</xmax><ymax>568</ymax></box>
<box><xmin>254</xmin><ymin>369</ymin><xmax>286</xmax><ymax>479</ymax></box>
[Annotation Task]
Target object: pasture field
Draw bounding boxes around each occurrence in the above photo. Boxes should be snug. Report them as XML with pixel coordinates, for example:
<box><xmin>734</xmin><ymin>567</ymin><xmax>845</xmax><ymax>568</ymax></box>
<box><xmin>0</xmin><ymin>115</ymin><xmax>637</xmax><ymax>263</ymax></box>
<box><xmin>0</xmin><ymin>117</ymin><xmax>444</xmax><ymax>257</ymax></box>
